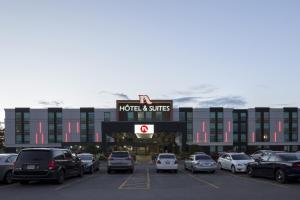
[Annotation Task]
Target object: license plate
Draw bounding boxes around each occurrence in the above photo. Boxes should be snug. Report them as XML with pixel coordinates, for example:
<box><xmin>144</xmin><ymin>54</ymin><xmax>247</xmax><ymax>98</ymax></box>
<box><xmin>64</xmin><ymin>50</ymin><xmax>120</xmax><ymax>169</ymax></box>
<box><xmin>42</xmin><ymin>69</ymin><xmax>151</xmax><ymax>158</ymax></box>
<box><xmin>165</xmin><ymin>161</ymin><xmax>170</xmax><ymax>165</ymax></box>
<box><xmin>27</xmin><ymin>165</ymin><xmax>35</xmax><ymax>170</ymax></box>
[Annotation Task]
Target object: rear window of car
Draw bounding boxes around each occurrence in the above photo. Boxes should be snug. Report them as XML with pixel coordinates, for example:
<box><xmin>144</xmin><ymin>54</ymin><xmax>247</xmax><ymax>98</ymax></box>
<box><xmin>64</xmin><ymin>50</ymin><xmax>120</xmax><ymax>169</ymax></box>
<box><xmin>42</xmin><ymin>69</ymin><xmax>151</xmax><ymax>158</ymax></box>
<box><xmin>111</xmin><ymin>152</ymin><xmax>129</xmax><ymax>158</ymax></box>
<box><xmin>159</xmin><ymin>155</ymin><xmax>175</xmax><ymax>159</ymax></box>
<box><xmin>278</xmin><ymin>154</ymin><xmax>299</xmax><ymax>161</ymax></box>
<box><xmin>17</xmin><ymin>150</ymin><xmax>52</xmax><ymax>161</ymax></box>
<box><xmin>231</xmin><ymin>154</ymin><xmax>251</xmax><ymax>160</ymax></box>
<box><xmin>78</xmin><ymin>155</ymin><xmax>93</xmax><ymax>160</ymax></box>
<box><xmin>196</xmin><ymin>155</ymin><xmax>212</xmax><ymax>160</ymax></box>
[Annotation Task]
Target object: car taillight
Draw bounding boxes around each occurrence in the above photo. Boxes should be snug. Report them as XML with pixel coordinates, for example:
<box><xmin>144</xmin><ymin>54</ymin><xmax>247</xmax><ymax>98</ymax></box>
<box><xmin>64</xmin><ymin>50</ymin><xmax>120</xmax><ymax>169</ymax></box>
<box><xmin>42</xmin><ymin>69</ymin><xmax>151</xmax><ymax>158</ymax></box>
<box><xmin>48</xmin><ymin>160</ymin><xmax>57</xmax><ymax>170</ymax></box>
<box><xmin>292</xmin><ymin>163</ymin><xmax>300</xmax><ymax>169</ymax></box>
<box><xmin>157</xmin><ymin>160</ymin><xmax>161</xmax><ymax>164</ymax></box>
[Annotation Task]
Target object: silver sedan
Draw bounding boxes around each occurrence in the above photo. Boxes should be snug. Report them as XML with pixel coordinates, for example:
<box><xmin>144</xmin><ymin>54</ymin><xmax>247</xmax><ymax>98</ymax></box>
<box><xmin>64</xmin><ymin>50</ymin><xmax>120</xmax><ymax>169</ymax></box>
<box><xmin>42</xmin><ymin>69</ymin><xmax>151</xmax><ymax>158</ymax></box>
<box><xmin>184</xmin><ymin>154</ymin><xmax>217</xmax><ymax>173</ymax></box>
<box><xmin>0</xmin><ymin>154</ymin><xmax>18</xmax><ymax>184</ymax></box>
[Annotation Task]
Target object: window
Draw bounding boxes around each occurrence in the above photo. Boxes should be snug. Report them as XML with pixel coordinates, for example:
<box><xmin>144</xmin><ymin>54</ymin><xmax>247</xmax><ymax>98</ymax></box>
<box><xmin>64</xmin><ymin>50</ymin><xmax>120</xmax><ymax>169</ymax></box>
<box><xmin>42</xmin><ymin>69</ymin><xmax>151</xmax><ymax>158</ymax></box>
<box><xmin>104</xmin><ymin>112</ymin><xmax>111</xmax><ymax>122</ymax></box>
<box><xmin>156</xmin><ymin>112</ymin><xmax>162</xmax><ymax>121</ymax></box>
<box><xmin>187</xmin><ymin>112</ymin><xmax>193</xmax><ymax>121</ymax></box>
<box><xmin>64</xmin><ymin>151</ymin><xmax>72</xmax><ymax>160</ymax></box>
<box><xmin>179</xmin><ymin>112</ymin><xmax>185</xmax><ymax>121</ymax></box>
<box><xmin>138</xmin><ymin>112</ymin><xmax>144</xmax><ymax>121</ymax></box>
<box><xmin>127</xmin><ymin>112</ymin><xmax>134</xmax><ymax>121</ymax></box>
<box><xmin>145</xmin><ymin>112</ymin><xmax>152</xmax><ymax>121</ymax></box>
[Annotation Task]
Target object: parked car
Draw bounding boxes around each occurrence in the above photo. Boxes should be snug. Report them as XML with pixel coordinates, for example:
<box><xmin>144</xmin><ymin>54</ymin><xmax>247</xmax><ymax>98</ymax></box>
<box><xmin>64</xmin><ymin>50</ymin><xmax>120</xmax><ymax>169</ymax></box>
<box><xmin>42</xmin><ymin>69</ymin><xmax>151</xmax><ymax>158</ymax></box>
<box><xmin>77</xmin><ymin>153</ymin><xmax>100</xmax><ymax>174</ymax></box>
<box><xmin>13</xmin><ymin>148</ymin><xmax>84</xmax><ymax>184</ymax></box>
<box><xmin>184</xmin><ymin>154</ymin><xmax>217</xmax><ymax>173</ymax></box>
<box><xmin>250</xmin><ymin>150</ymin><xmax>273</xmax><ymax>161</ymax></box>
<box><xmin>107</xmin><ymin>151</ymin><xmax>134</xmax><ymax>174</ymax></box>
<box><xmin>247</xmin><ymin>152</ymin><xmax>300</xmax><ymax>184</ymax></box>
<box><xmin>0</xmin><ymin>154</ymin><xmax>18</xmax><ymax>184</ymax></box>
<box><xmin>218</xmin><ymin>153</ymin><xmax>254</xmax><ymax>173</ymax></box>
<box><xmin>156</xmin><ymin>153</ymin><xmax>178</xmax><ymax>173</ymax></box>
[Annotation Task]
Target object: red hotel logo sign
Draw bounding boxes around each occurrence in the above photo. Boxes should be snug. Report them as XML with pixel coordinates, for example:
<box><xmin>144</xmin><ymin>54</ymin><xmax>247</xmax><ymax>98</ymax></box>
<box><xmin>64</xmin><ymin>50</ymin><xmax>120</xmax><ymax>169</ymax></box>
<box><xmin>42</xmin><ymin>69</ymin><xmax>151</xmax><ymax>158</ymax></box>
<box><xmin>140</xmin><ymin>125</ymin><xmax>149</xmax><ymax>133</ymax></box>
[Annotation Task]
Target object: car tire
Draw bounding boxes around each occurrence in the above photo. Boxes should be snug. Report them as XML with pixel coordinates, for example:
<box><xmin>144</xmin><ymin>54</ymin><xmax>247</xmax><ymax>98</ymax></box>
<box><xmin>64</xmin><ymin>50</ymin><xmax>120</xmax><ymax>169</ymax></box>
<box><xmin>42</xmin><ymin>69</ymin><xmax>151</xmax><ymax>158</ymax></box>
<box><xmin>90</xmin><ymin>166</ymin><xmax>94</xmax><ymax>174</ymax></box>
<box><xmin>4</xmin><ymin>171</ymin><xmax>13</xmax><ymax>184</ymax></box>
<box><xmin>129</xmin><ymin>169</ymin><xmax>134</xmax><ymax>174</ymax></box>
<box><xmin>107</xmin><ymin>169</ymin><xmax>112</xmax><ymax>174</ymax></box>
<box><xmin>56</xmin><ymin>170</ymin><xmax>65</xmax><ymax>184</ymax></box>
<box><xmin>210</xmin><ymin>170</ymin><xmax>215</xmax><ymax>174</ymax></box>
<box><xmin>231</xmin><ymin>165</ymin><xmax>236</xmax><ymax>174</ymax></box>
<box><xmin>156</xmin><ymin>169</ymin><xmax>160</xmax><ymax>173</ymax></box>
<box><xmin>247</xmin><ymin>166</ymin><xmax>255</xmax><ymax>177</ymax></box>
<box><xmin>78</xmin><ymin>167</ymin><xmax>84</xmax><ymax>178</ymax></box>
<box><xmin>191</xmin><ymin>167</ymin><xmax>196</xmax><ymax>174</ymax></box>
<box><xmin>174</xmin><ymin>170</ymin><xmax>178</xmax><ymax>174</ymax></box>
<box><xmin>218</xmin><ymin>162</ymin><xmax>223</xmax><ymax>170</ymax></box>
<box><xmin>275</xmin><ymin>169</ymin><xmax>286</xmax><ymax>184</ymax></box>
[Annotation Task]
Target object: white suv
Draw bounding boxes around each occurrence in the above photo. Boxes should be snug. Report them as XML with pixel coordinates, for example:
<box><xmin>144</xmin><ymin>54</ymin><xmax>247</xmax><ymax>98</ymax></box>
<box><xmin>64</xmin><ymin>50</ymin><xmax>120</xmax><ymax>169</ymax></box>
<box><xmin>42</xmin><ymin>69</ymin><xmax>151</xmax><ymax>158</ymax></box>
<box><xmin>156</xmin><ymin>153</ymin><xmax>178</xmax><ymax>173</ymax></box>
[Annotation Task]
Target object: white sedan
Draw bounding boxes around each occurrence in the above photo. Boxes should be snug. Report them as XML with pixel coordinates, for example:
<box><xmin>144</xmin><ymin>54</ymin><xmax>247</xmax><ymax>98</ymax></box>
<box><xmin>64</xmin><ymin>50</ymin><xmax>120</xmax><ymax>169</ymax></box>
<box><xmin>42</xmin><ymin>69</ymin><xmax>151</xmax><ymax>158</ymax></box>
<box><xmin>156</xmin><ymin>153</ymin><xmax>178</xmax><ymax>173</ymax></box>
<box><xmin>217</xmin><ymin>153</ymin><xmax>254</xmax><ymax>173</ymax></box>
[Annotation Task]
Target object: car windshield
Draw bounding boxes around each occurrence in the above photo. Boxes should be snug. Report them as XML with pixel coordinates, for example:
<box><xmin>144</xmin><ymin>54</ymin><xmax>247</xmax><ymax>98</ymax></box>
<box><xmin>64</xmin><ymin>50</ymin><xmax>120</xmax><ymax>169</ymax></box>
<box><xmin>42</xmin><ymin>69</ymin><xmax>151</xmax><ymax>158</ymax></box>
<box><xmin>278</xmin><ymin>154</ymin><xmax>300</xmax><ymax>161</ymax></box>
<box><xmin>78</xmin><ymin>155</ymin><xmax>93</xmax><ymax>160</ymax></box>
<box><xmin>18</xmin><ymin>150</ymin><xmax>51</xmax><ymax>161</ymax></box>
<box><xmin>196</xmin><ymin>155</ymin><xmax>212</xmax><ymax>160</ymax></box>
<box><xmin>159</xmin><ymin>155</ymin><xmax>175</xmax><ymax>159</ymax></box>
<box><xmin>231</xmin><ymin>154</ymin><xmax>251</xmax><ymax>160</ymax></box>
<box><xmin>111</xmin><ymin>152</ymin><xmax>129</xmax><ymax>158</ymax></box>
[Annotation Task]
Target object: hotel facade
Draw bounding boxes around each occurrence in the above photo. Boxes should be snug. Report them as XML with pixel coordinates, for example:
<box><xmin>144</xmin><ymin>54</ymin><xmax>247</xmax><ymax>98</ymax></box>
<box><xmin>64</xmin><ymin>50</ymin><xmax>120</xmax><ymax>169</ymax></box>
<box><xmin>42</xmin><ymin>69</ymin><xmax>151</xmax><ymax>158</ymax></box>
<box><xmin>4</xmin><ymin>95</ymin><xmax>300</xmax><ymax>154</ymax></box>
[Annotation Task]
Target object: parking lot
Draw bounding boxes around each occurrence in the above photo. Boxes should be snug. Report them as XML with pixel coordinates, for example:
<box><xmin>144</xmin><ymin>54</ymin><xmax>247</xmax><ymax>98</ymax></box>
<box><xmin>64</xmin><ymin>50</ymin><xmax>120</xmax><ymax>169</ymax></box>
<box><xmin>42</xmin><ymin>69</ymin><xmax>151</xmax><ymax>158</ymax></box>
<box><xmin>0</xmin><ymin>162</ymin><xmax>300</xmax><ymax>200</ymax></box>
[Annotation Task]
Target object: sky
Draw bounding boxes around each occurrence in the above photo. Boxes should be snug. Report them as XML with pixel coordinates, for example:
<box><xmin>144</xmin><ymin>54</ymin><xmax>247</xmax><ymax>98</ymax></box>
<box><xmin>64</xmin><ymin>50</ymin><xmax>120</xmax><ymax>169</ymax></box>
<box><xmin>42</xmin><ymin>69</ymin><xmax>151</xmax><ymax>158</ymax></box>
<box><xmin>0</xmin><ymin>0</ymin><xmax>300</xmax><ymax>123</ymax></box>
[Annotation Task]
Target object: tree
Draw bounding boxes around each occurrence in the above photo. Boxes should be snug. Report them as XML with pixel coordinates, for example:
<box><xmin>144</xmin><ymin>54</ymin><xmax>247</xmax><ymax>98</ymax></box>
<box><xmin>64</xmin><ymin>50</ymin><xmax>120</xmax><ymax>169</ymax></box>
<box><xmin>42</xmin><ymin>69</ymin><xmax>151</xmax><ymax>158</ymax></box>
<box><xmin>0</xmin><ymin>122</ymin><xmax>4</xmax><ymax>151</ymax></box>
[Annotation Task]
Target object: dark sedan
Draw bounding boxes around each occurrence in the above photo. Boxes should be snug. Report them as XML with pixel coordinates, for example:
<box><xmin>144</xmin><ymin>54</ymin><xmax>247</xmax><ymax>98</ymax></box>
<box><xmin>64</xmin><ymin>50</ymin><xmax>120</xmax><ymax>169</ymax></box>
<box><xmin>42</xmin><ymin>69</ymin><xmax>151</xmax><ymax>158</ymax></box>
<box><xmin>247</xmin><ymin>152</ymin><xmax>300</xmax><ymax>184</ymax></box>
<box><xmin>77</xmin><ymin>153</ymin><xmax>99</xmax><ymax>174</ymax></box>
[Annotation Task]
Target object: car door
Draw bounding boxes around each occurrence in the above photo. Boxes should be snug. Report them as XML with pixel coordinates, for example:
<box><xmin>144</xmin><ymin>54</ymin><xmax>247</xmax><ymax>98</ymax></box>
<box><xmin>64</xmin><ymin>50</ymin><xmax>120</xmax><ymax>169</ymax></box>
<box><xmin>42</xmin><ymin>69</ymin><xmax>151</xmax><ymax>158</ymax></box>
<box><xmin>64</xmin><ymin>151</ymin><xmax>76</xmax><ymax>177</ymax></box>
<box><xmin>224</xmin><ymin>155</ymin><xmax>231</xmax><ymax>170</ymax></box>
<box><xmin>255</xmin><ymin>154</ymin><xmax>270</xmax><ymax>177</ymax></box>
<box><xmin>263</xmin><ymin>154</ymin><xmax>278</xmax><ymax>178</ymax></box>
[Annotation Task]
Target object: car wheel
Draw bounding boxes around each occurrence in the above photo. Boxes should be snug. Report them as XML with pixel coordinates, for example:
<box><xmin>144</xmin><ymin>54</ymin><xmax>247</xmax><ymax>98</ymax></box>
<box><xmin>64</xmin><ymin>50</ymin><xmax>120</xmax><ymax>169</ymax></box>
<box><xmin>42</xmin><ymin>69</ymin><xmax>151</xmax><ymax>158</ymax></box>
<box><xmin>210</xmin><ymin>170</ymin><xmax>215</xmax><ymax>174</ymax></box>
<box><xmin>191</xmin><ymin>166</ymin><xmax>196</xmax><ymax>174</ymax></box>
<box><xmin>90</xmin><ymin>166</ymin><xmax>94</xmax><ymax>174</ymax></box>
<box><xmin>231</xmin><ymin>165</ymin><xmax>236</xmax><ymax>174</ymax></box>
<box><xmin>275</xmin><ymin>169</ymin><xmax>286</xmax><ymax>184</ymax></box>
<box><xmin>184</xmin><ymin>164</ymin><xmax>188</xmax><ymax>170</ymax></box>
<box><xmin>174</xmin><ymin>170</ymin><xmax>178</xmax><ymax>173</ymax></box>
<box><xmin>56</xmin><ymin>170</ymin><xmax>65</xmax><ymax>184</ymax></box>
<box><xmin>156</xmin><ymin>169</ymin><xmax>160</xmax><ymax>173</ymax></box>
<box><xmin>218</xmin><ymin>162</ymin><xmax>223</xmax><ymax>170</ymax></box>
<box><xmin>4</xmin><ymin>171</ymin><xmax>13</xmax><ymax>184</ymax></box>
<box><xmin>129</xmin><ymin>169</ymin><xmax>134</xmax><ymax>174</ymax></box>
<box><xmin>78</xmin><ymin>167</ymin><xmax>84</xmax><ymax>177</ymax></box>
<box><xmin>247</xmin><ymin>167</ymin><xmax>255</xmax><ymax>177</ymax></box>
<box><xmin>107</xmin><ymin>169</ymin><xmax>112</xmax><ymax>174</ymax></box>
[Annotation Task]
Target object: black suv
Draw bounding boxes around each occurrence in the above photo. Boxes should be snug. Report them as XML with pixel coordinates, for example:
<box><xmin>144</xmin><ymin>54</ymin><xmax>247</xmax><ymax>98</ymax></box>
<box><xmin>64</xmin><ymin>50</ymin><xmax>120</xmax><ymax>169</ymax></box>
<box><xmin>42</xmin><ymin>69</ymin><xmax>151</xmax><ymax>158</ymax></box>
<box><xmin>13</xmin><ymin>148</ymin><xmax>84</xmax><ymax>184</ymax></box>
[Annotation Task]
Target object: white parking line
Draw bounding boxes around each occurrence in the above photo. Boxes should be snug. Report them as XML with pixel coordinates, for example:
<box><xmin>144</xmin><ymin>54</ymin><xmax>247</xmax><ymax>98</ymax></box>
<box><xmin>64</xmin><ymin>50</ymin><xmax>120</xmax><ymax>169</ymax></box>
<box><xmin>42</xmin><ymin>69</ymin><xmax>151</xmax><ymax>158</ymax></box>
<box><xmin>55</xmin><ymin>175</ymin><xmax>96</xmax><ymax>191</ymax></box>
<box><xmin>182</xmin><ymin>170</ymin><xmax>220</xmax><ymax>189</ymax></box>
<box><xmin>118</xmin><ymin>168</ymin><xmax>150</xmax><ymax>190</ymax></box>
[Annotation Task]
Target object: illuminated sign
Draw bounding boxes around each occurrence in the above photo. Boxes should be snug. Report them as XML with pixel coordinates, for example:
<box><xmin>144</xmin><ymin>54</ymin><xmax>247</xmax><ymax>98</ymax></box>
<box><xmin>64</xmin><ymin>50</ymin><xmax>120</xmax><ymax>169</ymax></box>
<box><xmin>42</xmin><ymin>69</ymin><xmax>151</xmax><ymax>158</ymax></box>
<box><xmin>117</xmin><ymin>95</ymin><xmax>172</xmax><ymax>112</ymax></box>
<box><xmin>134</xmin><ymin>124</ymin><xmax>154</xmax><ymax>139</ymax></box>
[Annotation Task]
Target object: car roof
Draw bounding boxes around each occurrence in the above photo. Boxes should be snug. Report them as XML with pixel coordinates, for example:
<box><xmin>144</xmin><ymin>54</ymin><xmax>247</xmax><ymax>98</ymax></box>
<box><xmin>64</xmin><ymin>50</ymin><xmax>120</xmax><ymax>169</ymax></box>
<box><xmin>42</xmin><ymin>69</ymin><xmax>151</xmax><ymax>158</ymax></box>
<box><xmin>21</xmin><ymin>148</ymin><xmax>67</xmax><ymax>152</ymax></box>
<box><xmin>78</xmin><ymin>153</ymin><xmax>93</xmax><ymax>155</ymax></box>
<box><xmin>226</xmin><ymin>152</ymin><xmax>246</xmax><ymax>155</ymax></box>
<box><xmin>158</xmin><ymin>153</ymin><xmax>175</xmax><ymax>156</ymax></box>
<box><xmin>0</xmin><ymin>153</ymin><xmax>18</xmax><ymax>157</ymax></box>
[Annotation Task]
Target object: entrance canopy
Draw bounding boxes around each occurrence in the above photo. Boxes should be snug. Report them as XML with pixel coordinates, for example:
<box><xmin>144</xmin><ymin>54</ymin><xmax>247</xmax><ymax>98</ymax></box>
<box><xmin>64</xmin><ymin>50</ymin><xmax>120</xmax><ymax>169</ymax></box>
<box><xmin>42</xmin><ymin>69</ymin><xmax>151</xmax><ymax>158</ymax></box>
<box><xmin>101</xmin><ymin>121</ymin><xmax>187</xmax><ymax>153</ymax></box>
